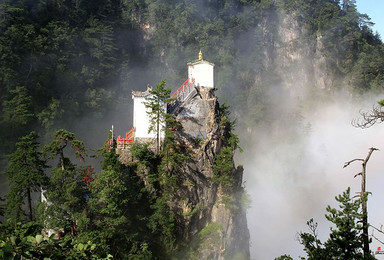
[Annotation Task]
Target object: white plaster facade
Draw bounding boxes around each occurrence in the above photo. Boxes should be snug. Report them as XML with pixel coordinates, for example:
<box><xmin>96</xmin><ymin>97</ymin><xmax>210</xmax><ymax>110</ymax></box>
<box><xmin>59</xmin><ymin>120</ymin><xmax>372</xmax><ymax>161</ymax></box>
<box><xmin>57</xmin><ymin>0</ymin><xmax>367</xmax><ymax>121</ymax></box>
<box><xmin>131</xmin><ymin>53</ymin><xmax>214</xmax><ymax>141</ymax></box>
<box><xmin>132</xmin><ymin>89</ymin><xmax>165</xmax><ymax>139</ymax></box>
<box><xmin>188</xmin><ymin>60</ymin><xmax>215</xmax><ymax>88</ymax></box>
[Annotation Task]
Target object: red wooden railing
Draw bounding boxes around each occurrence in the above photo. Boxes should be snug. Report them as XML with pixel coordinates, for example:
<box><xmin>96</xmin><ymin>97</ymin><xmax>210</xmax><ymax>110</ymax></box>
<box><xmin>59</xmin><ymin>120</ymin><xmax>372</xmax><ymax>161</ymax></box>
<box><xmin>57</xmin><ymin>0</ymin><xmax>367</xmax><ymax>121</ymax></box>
<box><xmin>168</xmin><ymin>78</ymin><xmax>196</xmax><ymax>114</ymax></box>
<box><xmin>106</xmin><ymin>78</ymin><xmax>196</xmax><ymax>150</ymax></box>
<box><xmin>171</xmin><ymin>78</ymin><xmax>192</xmax><ymax>98</ymax></box>
<box><xmin>117</xmin><ymin>127</ymin><xmax>135</xmax><ymax>149</ymax></box>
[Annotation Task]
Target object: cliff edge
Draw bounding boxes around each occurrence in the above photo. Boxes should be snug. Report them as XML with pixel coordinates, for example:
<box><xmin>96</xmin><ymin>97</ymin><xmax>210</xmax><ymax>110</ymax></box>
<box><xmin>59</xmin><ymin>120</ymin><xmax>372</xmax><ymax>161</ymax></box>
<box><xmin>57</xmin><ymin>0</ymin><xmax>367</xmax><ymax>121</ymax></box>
<box><xmin>118</xmin><ymin>85</ymin><xmax>250</xmax><ymax>259</ymax></box>
<box><xmin>171</xmin><ymin>86</ymin><xmax>250</xmax><ymax>259</ymax></box>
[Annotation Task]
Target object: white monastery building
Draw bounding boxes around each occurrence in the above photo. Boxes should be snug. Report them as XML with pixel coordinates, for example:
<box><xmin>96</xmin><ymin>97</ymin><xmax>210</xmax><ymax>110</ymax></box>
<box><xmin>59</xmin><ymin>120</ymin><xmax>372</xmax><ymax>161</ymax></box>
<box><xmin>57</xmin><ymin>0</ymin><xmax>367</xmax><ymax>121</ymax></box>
<box><xmin>115</xmin><ymin>51</ymin><xmax>215</xmax><ymax>148</ymax></box>
<box><xmin>188</xmin><ymin>51</ymin><xmax>215</xmax><ymax>89</ymax></box>
<box><xmin>131</xmin><ymin>87</ymin><xmax>166</xmax><ymax>140</ymax></box>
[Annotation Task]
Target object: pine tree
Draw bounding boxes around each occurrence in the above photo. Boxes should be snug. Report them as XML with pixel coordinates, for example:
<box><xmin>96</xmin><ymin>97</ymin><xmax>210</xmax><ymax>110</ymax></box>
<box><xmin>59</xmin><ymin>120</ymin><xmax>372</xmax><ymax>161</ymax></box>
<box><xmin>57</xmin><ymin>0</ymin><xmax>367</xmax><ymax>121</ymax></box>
<box><xmin>324</xmin><ymin>188</ymin><xmax>368</xmax><ymax>259</ymax></box>
<box><xmin>4</xmin><ymin>131</ymin><xmax>47</xmax><ymax>222</ymax></box>
<box><xmin>43</xmin><ymin>129</ymin><xmax>86</xmax><ymax>171</ymax></box>
<box><xmin>144</xmin><ymin>80</ymin><xmax>173</xmax><ymax>153</ymax></box>
<box><xmin>85</xmin><ymin>142</ymin><xmax>156</xmax><ymax>259</ymax></box>
<box><xmin>295</xmin><ymin>188</ymin><xmax>375</xmax><ymax>259</ymax></box>
<box><xmin>41</xmin><ymin>129</ymin><xmax>87</xmax><ymax>228</ymax></box>
<box><xmin>2</xmin><ymin>86</ymin><xmax>34</xmax><ymax>137</ymax></box>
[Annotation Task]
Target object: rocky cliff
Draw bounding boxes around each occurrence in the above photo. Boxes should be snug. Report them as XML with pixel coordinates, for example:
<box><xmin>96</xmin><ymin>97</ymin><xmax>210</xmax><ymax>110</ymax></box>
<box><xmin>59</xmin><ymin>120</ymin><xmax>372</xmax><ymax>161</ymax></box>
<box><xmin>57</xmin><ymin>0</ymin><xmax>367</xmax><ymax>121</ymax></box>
<box><xmin>252</xmin><ymin>3</ymin><xmax>379</xmax><ymax>100</ymax></box>
<box><xmin>118</xmin><ymin>86</ymin><xmax>250</xmax><ymax>259</ymax></box>
<box><xmin>171</xmin><ymin>86</ymin><xmax>249</xmax><ymax>259</ymax></box>
<box><xmin>253</xmin><ymin>7</ymin><xmax>334</xmax><ymax>99</ymax></box>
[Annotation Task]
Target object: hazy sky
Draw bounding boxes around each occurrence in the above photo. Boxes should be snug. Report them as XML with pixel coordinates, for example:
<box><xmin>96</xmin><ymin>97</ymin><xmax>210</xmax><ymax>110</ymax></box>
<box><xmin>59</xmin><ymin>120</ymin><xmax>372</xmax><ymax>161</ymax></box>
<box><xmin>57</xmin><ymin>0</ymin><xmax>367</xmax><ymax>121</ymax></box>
<box><xmin>356</xmin><ymin>0</ymin><xmax>384</xmax><ymax>38</ymax></box>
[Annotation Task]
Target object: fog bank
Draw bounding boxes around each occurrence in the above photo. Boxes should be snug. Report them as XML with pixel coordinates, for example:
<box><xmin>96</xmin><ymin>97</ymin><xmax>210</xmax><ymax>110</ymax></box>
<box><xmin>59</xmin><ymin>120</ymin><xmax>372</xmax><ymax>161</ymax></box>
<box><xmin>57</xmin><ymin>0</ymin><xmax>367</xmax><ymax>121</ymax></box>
<box><xmin>240</xmin><ymin>95</ymin><xmax>384</xmax><ymax>259</ymax></box>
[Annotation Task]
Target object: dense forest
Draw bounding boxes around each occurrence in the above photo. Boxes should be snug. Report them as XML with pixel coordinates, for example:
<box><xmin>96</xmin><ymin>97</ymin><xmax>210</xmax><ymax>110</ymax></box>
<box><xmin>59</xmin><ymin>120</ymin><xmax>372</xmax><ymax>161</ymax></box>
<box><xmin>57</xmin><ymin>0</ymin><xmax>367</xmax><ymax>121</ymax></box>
<box><xmin>1</xmin><ymin>0</ymin><xmax>384</xmax><ymax>259</ymax></box>
<box><xmin>1</xmin><ymin>0</ymin><xmax>383</xmax><ymax>162</ymax></box>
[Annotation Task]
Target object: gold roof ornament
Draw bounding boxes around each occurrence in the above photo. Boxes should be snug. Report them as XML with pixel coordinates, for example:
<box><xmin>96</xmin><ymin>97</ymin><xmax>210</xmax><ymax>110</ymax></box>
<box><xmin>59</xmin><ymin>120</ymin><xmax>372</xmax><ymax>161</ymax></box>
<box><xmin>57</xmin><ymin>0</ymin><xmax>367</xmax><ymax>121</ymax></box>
<box><xmin>198</xmin><ymin>50</ymin><xmax>203</xmax><ymax>61</ymax></box>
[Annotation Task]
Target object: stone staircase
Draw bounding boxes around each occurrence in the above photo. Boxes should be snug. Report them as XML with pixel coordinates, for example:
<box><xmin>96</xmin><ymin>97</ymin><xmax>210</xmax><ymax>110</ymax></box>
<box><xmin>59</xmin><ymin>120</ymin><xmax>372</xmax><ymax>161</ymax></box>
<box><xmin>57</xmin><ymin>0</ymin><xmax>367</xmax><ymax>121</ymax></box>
<box><xmin>168</xmin><ymin>79</ymin><xmax>197</xmax><ymax>114</ymax></box>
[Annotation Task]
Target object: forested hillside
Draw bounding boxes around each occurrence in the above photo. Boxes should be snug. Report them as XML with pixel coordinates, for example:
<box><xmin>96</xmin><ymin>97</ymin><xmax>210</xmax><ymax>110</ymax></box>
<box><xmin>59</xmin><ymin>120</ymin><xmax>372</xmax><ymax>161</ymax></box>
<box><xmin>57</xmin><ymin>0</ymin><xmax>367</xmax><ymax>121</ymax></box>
<box><xmin>1</xmin><ymin>0</ymin><xmax>383</xmax><ymax>160</ymax></box>
<box><xmin>1</xmin><ymin>0</ymin><xmax>384</xmax><ymax>259</ymax></box>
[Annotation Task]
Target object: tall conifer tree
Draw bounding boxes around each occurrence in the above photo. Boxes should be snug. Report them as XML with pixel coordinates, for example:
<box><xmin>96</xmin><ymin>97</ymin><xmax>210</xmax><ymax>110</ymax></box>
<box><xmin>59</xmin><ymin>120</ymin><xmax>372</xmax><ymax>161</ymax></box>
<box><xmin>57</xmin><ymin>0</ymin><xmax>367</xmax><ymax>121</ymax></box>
<box><xmin>144</xmin><ymin>80</ymin><xmax>173</xmax><ymax>153</ymax></box>
<box><xmin>4</xmin><ymin>131</ymin><xmax>47</xmax><ymax>222</ymax></box>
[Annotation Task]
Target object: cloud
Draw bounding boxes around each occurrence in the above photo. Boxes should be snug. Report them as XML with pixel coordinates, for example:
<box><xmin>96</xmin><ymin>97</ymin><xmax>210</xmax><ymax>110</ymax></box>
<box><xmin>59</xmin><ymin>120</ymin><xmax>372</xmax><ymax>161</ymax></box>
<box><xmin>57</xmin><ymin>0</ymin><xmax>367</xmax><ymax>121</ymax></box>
<box><xmin>239</xmin><ymin>93</ymin><xmax>384</xmax><ymax>259</ymax></box>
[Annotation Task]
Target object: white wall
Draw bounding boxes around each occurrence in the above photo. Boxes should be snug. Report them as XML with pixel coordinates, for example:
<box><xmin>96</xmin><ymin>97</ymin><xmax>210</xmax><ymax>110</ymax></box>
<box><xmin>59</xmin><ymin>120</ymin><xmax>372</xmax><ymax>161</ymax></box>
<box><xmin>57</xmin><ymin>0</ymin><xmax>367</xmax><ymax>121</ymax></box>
<box><xmin>188</xmin><ymin>61</ymin><xmax>214</xmax><ymax>88</ymax></box>
<box><xmin>132</xmin><ymin>95</ymin><xmax>165</xmax><ymax>139</ymax></box>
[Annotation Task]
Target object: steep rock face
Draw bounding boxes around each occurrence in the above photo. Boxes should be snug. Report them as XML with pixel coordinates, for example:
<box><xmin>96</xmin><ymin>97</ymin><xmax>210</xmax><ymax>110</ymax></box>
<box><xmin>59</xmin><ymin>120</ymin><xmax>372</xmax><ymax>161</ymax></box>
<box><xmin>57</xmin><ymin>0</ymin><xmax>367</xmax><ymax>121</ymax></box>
<box><xmin>275</xmin><ymin>10</ymin><xmax>312</xmax><ymax>96</ymax></box>
<box><xmin>313</xmin><ymin>32</ymin><xmax>333</xmax><ymax>90</ymax></box>
<box><xmin>117</xmin><ymin>86</ymin><xmax>250</xmax><ymax>259</ymax></box>
<box><xmin>256</xmin><ymin>8</ymin><xmax>337</xmax><ymax>97</ymax></box>
<box><xmin>170</xmin><ymin>87</ymin><xmax>250</xmax><ymax>259</ymax></box>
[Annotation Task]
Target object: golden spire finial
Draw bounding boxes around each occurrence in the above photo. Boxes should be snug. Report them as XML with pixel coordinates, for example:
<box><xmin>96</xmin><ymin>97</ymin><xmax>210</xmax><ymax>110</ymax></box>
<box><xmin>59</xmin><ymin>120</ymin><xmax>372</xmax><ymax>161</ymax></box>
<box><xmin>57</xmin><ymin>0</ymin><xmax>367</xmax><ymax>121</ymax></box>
<box><xmin>198</xmin><ymin>50</ymin><xmax>203</xmax><ymax>61</ymax></box>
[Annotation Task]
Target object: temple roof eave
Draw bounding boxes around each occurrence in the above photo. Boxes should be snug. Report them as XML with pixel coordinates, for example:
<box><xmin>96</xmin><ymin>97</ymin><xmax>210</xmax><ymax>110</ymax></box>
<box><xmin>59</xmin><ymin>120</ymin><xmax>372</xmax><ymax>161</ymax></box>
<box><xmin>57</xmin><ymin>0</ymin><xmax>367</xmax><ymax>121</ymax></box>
<box><xmin>187</xmin><ymin>59</ymin><xmax>215</xmax><ymax>67</ymax></box>
<box><xmin>132</xmin><ymin>86</ymin><xmax>152</xmax><ymax>98</ymax></box>
<box><xmin>132</xmin><ymin>91</ymin><xmax>150</xmax><ymax>97</ymax></box>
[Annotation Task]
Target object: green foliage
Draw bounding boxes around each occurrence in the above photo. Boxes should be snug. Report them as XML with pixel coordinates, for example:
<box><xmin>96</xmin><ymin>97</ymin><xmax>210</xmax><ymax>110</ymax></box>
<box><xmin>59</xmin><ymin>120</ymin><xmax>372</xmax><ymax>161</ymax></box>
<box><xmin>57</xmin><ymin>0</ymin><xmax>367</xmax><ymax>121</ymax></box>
<box><xmin>199</xmin><ymin>222</ymin><xmax>222</xmax><ymax>237</ymax></box>
<box><xmin>37</xmin><ymin>98</ymin><xmax>63</xmax><ymax>133</ymax></box>
<box><xmin>290</xmin><ymin>188</ymin><xmax>375</xmax><ymax>259</ymax></box>
<box><xmin>43</xmin><ymin>164</ymin><xmax>88</xmax><ymax>229</ymax></box>
<box><xmin>100</xmin><ymin>140</ymin><xmax>123</xmax><ymax>172</ymax></box>
<box><xmin>213</xmin><ymin>147</ymin><xmax>235</xmax><ymax>188</ymax></box>
<box><xmin>186</xmin><ymin>222</ymin><xmax>223</xmax><ymax>259</ymax></box>
<box><xmin>221</xmin><ymin>194</ymin><xmax>239</xmax><ymax>211</ymax></box>
<box><xmin>0</xmin><ymin>222</ymin><xmax>113</xmax><ymax>259</ymax></box>
<box><xmin>127</xmin><ymin>242</ymin><xmax>153</xmax><ymax>260</ymax></box>
<box><xmin>43</xmin><ymin>129</ymin><xmax>86</xmax><ymax>170</ymax></box>
<box><xmin>85</xmin><ymin>140</ymin><xmax>176</xmax><ymax>259</ymax></box>
<box><xmin>324</xmin><ymin>188</ymin><xmax>368</xmax><ymax>259</ymax></box>
<box><xmin>41</xmin><ymin>130</ymin><xmax>87</xmax><ymax>229</ymax></box>
<box><xmin>2</xmin><ymin>86</ymin><xmax>34</xmax><ymax>129</ymax></box>
<box><xmin>213</xmin><ymin>103</ymin><xmax>241</xmax><ymax>189</ymax></box>
<box><xmin>1</xmin><ymin>0</ymin><xmax>384</xmax><ymax>258</ymax></box>
<box><xmin>130</xmin><ymin>142</ymin><xmax>156</xmax><ymax>164</ymax></box>
<box><xmin>78</xmin><ymin>157</ymin><xmax>125</xmax><ymax>256</ymax></box>
<box><xmin>0</xmin><ymin>197</ymin><xmax>5</xmax><ymax>220</ymax></box>
<box><xmin>275</xmin><ymin>255</ymin><xmax>293</xmax><ymax>260</ymax></box>
<box><xmin>0</xmin><ymin>0</ymin><xmax>143</xmax><ymax>160</ymax></box>
<box><xmin>0</xmin><ymin>0</ymin><xmax>382</xmax><ymax>165</ymax></box>
<box><xmin>182</xmin><ymin>203</ymin><xmax>205</xmax><ymax>218</ymax></box>
<box><xmin>148</xmin><ymin>195</ymin><xmax>176</xmax><ymax>255</ymax></box>
<box><xmin>160</xmin><ymin>128</ymin><xmax>189</xmax><ymax>181</ymax></box>
<box><xmin>0</xmin><ymin>128</ymin><xmax>182</xmax><ymax>259</ymax></box>
<box><xmin>87</xmin><ymin>166</ymin><xmax>137</xmax><ymax>258</ymax></box>
<box><xmin>298</xmin><ymin>218</ymin><xmax>330</xmax><ymax>260</ymax></box>
<box><xmin>4</xmin><ymin>131</ymin><xmax>48</xmax><ymax>222</ymax></box>
<box><xmin>218</xmin><ymin>103</ymin><xmax>241</xmax><ymax>150</ymax></box>
<box><xmin>144</xmin><ymin>80</ymin><xmax>174</xmax><ymax>153</ymax></box>
<box><xmin>280</xmin><ymin>0</ymin><xmax>384</xmax><ymax>94</ymax></box>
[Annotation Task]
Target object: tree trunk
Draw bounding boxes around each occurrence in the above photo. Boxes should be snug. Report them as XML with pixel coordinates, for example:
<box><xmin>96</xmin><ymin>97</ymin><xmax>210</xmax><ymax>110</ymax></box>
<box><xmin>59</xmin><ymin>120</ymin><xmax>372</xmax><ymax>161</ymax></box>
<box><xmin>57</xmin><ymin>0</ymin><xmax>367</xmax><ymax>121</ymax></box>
<box><xmin>157</xmin><ymin>105</ymin><xmax>160</xmax><ymax>154</ymax></box>
<box><xmin>361</xmin><ymin>148</ymin><xmax>376</xmax><ymax>257</ymax></box>
<box><xmin>27</xmin><ymin>187</ymin><xmax>33</xmax><ymax>221</ymax></box>
<box><xmin>60</xmin><ymin>148</ymin><xmax>65</xmax><ymax>171</ymax></box>
<box><xmin>361</xmin><ymin>166</ymin><xmax>369</xmax><ymax>256</ymax></box>
<box><xmin>344</xmin><ymin>147</ymin><xmax>378</xmax><ymax>257</ymax></box>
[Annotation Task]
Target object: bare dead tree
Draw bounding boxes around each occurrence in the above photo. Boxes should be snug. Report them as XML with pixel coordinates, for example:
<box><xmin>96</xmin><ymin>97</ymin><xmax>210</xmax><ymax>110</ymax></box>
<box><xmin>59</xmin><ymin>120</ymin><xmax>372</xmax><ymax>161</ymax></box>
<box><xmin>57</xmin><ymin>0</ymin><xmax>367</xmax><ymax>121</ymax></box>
<box><xmin>343</xmin><ymin>147</ymin><xmax>379</xmax><ymax>257</ymax></box>
<box><xmin>371</xmin><ymin>224</ymin><xmax>384</xmax><ymax>245</ymax></box>
<box><xmin>352</xmin><ymin>104</ymin><xmax>384</xmax><ymax>128</ymax></box>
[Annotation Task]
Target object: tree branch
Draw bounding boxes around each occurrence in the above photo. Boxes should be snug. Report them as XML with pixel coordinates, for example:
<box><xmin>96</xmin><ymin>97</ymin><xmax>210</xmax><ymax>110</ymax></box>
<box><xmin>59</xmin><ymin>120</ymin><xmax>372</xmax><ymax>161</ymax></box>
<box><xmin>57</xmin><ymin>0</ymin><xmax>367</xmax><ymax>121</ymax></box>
<box><xmin>354</xmin><ymin>172</ymin><xmax>362</xmax><ymax>178</ymax></box>
<box><xmin>343</xmin><ymin>148</ymin><xmax>379</xmax><ymax>169</ymax></box>
<box><xmin>344</xmin><ymin>147</ymin><xmax>379</xmax><ymax>257</ymax></box>
<box><xmin>352</xmin><ymin>105</ymin><xmax>384</xmax><ymax>128</ymax></box>
<box><xmin>370</xmin><ymin>224</ymin><xmax>384</xmax><ymax>235</ymax></box>
<box><xmin>343</xmin><ymin>159</ymin><xmax>363</xmax><ymax>168</ymax></box>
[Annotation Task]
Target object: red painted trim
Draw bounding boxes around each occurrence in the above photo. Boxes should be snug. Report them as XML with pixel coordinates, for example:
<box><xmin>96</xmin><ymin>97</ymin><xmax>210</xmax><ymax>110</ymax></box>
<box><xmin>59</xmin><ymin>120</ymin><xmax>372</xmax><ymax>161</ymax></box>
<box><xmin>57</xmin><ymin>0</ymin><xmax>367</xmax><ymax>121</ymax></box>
<box><xmin>171</xmin><ymin>78</ymin><xmax>190</xmax><ymax>97</ymax></box>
